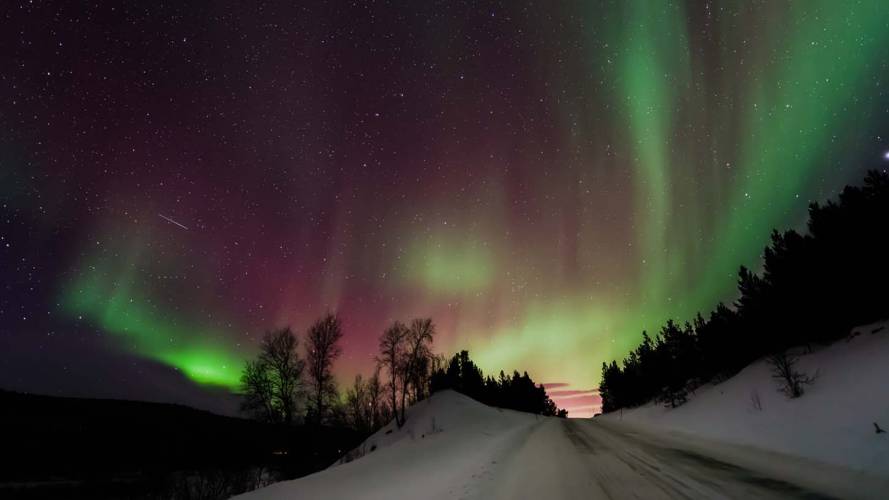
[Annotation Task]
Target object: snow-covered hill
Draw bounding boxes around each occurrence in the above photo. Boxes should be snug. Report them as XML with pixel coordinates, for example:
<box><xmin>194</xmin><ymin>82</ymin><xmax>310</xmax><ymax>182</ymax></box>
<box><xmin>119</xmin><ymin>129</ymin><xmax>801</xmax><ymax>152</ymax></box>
<box><xmin>603</xmin><ymin>321</ymin><xmax>889</xmax><ymax>477</ymax></box>
<box><xmin>238</xmin><ymin>390</ymin><xmax>540</xmax><ymax>500</ymax></box>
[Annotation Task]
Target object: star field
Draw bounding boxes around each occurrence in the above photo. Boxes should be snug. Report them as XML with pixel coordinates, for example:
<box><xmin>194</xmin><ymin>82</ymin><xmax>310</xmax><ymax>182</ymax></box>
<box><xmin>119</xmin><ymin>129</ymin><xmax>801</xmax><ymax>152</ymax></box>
<box><xmin>2</xmin><ymin>1</ymin><xmax>889</xmax><ymax>417</ymax></box>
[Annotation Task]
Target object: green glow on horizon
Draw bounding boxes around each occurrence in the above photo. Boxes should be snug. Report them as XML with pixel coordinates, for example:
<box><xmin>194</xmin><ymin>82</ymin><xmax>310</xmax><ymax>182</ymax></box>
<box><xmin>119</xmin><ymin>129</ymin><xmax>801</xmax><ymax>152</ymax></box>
<box><xmin>61</xmin><ymin>239</ymin><xmax>246</xmax><ymax>389</ymax></box>
<box><xmin>465</xmin><ymin>299</ymin><xmax>618</xmax><ymax>387</ymax></box>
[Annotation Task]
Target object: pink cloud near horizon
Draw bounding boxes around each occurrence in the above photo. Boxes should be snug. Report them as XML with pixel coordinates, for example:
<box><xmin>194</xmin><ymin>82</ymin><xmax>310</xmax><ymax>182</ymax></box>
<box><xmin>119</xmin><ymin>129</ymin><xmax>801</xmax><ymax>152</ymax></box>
<box><xmin>541</xmin><ymin>382</ymin><xmax>570</xmax><ymax>390</ymax></box>
<box><xmin>542</xmin><ymin>384</ymin><xmax>602</xmax><ymax>417</ymax></box>
<box><xmin>548</xmin><ymin>389</ymin><xmax>599</xmax><ymax>398</ymax></box>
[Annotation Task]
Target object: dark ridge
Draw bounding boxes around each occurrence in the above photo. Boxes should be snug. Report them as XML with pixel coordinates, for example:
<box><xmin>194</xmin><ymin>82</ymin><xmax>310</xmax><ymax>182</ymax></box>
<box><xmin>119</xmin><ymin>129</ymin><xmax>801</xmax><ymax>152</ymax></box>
<box><xmin>0</xmin><ymin>389</ymin><xmax>361</xmax><ymax>498</ymax></box>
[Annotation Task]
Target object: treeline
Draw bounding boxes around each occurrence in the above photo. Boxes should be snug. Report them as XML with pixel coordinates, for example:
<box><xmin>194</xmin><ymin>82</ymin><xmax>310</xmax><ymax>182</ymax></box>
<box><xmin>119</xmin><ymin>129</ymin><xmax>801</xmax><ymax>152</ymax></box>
<box><xmin>241</xmin><ymin>316</ymin><xmax>564</xmax><ymax>436</ymax></box>
<box><xmin>240</xmin><ymin>312</ymin><xmax>345</xmax><ymax>425</ymax></box>
<box><xmin>430</xmin><ymin>350</ymin><xmax>565</xmax><ymax>417</ymax></box>
<box><xmin>240</xmin><ymin>315</ymin><xmax>435</xmax><ymax>432</ymax></box>
<box><xmin>600</xmin><ymin>170</ymin><xmax>889</xmax><ymax>413</ymax></box>
<box><xmin>335</xmin><ymin>318</ymin><xmax>438</xmax><ymax>434</ymax></box>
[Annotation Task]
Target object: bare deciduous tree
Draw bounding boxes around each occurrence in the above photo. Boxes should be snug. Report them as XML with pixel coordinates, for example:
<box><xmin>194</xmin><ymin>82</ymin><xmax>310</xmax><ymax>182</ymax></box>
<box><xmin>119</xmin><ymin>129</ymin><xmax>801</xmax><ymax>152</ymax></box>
<box><xmin>240</xmin><ymin>327</ymin><xmax>304</xmax><ymax>424</ymax></box>
<box><xmin>377</xmin><ymin>321</ymin><xmax>408</xmax><ymax>427</ymax></box>
<box><xmin>345</xmin><ymin>374</ymin><xmax>370</xmax><ymax>433</ymax></box>
<box><xmin>768</xmin><ymin>351</ymin><xmax>816</xmax><ymax>398</ymax></box>
<box><xmin>366</xmin><ymin>368</ymin><xmax>386</xmax><ymax>430</ymax></box>
<box><xmin>373</xmin><ymin>318</ymin><xmax>436</xmax><ymax>428</ymax></box>
<box><xmin>399</xmin><ymin>318</ymin><xmax>435</xmax><ymax>424</ymax></box>
<box><xmin>306</xmin><ymin>312</ymin><xmax>344</xmax><ymax>424</ymax></box>
<box><xmin>240</xmin><ymin>360</ymin><xmax>275</xmax><ymax>422</ymax></box>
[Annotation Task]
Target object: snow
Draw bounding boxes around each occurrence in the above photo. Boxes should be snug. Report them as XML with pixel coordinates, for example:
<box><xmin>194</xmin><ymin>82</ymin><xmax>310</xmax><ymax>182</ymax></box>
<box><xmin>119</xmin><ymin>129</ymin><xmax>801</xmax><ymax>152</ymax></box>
<box><xmin>603</xmin><ymin>321</ymin><xmax>889</xmax><ymax>477</ymax></box>
<box><xmin>237</xmin><ymin>324</ymin><xmax>889</xmax><ymax>499</ymax></box>
<box><xmin>236</xmin><ymin>390</ymin><xmax>540</xmax><ymax>500</ymax></box>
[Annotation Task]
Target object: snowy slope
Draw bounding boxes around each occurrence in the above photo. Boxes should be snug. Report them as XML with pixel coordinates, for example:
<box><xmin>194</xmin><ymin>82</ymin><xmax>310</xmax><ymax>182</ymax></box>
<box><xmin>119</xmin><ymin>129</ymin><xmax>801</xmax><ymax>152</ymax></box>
<box><xmin>237</xmin><ymin>390</ymin><xmax>539</xmax><ymax>500</ymax></box>
<box><xmin>604</xmin><ymin>321</ymin><xmax>889</xmax><ymax>477</ymax></box>
<box><xmin>237</xmin><ymin>324</ymin><xmax>889</xmax><ymax>499</ymax></box>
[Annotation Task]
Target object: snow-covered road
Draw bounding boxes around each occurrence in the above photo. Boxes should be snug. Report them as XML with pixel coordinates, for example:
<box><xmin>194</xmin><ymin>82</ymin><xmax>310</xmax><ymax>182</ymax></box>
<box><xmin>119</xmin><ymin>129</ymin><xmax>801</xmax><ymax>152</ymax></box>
<box><xmin>239</xmin><ymin>390</ymin><xmax>888</xmax><ymax>500</ymax></box>
<box><xmin>484</xmin><ymin>417</ymin><xmax>883</xmax><ymax>499</ymax></box>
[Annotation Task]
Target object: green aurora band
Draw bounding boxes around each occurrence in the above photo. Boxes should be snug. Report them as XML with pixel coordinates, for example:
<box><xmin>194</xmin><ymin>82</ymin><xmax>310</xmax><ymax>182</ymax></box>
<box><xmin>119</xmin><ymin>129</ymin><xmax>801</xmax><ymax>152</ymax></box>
<box><xmin>61</xmin><ymin>235</ymin><xmax>246</xmax><ymax>388</ymax></box>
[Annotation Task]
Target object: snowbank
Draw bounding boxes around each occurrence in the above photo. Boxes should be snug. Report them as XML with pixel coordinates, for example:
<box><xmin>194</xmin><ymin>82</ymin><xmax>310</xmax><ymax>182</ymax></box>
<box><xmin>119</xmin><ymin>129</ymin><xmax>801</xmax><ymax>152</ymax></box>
<box><xmin>603</xmin><ymin>321</ymin><xmax>889</xmax><ymax>477</ymax></box>
<box><xmin>236</xmin><ymin>390</ymin><xmax>538</xmax><ymax>500</ymax></box>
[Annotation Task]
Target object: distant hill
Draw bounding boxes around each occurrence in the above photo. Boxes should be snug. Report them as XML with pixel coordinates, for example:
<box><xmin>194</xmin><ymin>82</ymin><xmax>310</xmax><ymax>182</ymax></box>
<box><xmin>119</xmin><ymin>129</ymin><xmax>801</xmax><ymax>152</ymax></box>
<box><xmin>0</xmin><ymin>390</ymin><xmax>361</xmax><ymax>498</ymax></box>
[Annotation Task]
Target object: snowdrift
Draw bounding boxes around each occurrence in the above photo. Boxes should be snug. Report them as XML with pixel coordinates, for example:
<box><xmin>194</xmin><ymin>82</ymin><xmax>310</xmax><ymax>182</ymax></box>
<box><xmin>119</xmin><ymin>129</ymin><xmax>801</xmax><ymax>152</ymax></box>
<box><xmin>236</xmin><ymin>390</ymin><xmax>538</xmax><ymax>499</ymax></box>
<box><xmin>604</xmin><ymin>321</ymin><xmax>889</xmax><ymax>477</ymax></box>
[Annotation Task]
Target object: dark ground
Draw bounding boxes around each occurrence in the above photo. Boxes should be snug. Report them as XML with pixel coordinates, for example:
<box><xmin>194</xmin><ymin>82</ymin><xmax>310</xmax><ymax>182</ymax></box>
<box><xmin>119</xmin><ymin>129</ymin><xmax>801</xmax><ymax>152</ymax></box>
<box><xmin>0</xmin><ymin>390</ymin><xmax>361</xmax><ymax>499</ymax></box>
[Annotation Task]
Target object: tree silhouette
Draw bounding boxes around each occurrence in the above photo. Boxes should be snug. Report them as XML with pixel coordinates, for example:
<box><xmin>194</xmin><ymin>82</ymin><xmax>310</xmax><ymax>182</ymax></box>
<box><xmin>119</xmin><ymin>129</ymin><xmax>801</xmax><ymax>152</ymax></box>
<box><xmin>240</xmin><ymin>327</ymin><xmax>304</xmax><ymax>424</ymax></box>
<box><xmin>430</xmin><ymin>350</ymin><xmax>561</xmax><ymax>416</ymax></box>
<box><xmin>365</xmin><ymin>368</ymin><xmax>388</xmax><ymax>431</ymax></box>
<box><xmin>398</xmin><ymin>318</ymin><xmax>436</xmax><ymax>424</ymax></box>
<box><xmin>377</xmin><ymin>321</ymin><xmax>408</xmax><ymax>427</ymax></box>
<box><xmin>306</xmin><ymin>313</ymin><xmax>343</xmax><ymax>424</ymax></box>
<box><xmin>240</xmin><ymin>360</ymin><xmax>276</xmax><ymax>422</ymax></box>
<box><xmin>345</xmin><ymin>374</ymin><xmax>371</xmax><ymax>434</ymax></box>
<box><xmin>767</xmin><ymin>351</ymin><xmax>816</xmax><ymax>398</ymax></box>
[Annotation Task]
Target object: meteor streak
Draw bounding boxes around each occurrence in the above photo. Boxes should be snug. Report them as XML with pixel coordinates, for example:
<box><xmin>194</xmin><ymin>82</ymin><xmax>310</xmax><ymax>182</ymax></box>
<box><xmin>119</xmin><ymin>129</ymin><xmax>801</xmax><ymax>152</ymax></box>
<box><xmin>158</xmin><ymin>213</ymin><xmax>189</xmax><ymax>230</ymax></box>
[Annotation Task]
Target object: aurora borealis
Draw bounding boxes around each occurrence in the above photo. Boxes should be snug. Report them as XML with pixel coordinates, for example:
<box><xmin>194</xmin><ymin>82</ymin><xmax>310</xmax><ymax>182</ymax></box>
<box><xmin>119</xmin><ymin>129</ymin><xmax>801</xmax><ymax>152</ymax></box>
<box><xmin>2</xmin><ymin>1</ymin><xmax>889</xmax><ymax>417</ymax></box>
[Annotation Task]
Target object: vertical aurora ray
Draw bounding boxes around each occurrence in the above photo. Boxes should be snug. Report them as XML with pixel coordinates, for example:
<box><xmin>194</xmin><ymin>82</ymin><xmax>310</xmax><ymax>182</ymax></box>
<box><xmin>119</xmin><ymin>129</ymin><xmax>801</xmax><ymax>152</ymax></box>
<box><xmin>617</xmin><ymin>0</ymin><xmax>690</xmax><ymax>310</ymax></box>
<box><xmin>695</xmin><ymin>0</ymin><xmax>889</xmax><ymax>305</ymax></box>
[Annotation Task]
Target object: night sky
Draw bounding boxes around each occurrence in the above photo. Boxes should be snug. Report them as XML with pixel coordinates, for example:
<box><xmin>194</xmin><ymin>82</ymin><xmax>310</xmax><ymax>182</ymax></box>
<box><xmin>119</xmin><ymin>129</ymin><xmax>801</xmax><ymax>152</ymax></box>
<box><xmin>2</xmin><ymin>1</ymin><xmax>888</xmax><ymax>417</ymax></box>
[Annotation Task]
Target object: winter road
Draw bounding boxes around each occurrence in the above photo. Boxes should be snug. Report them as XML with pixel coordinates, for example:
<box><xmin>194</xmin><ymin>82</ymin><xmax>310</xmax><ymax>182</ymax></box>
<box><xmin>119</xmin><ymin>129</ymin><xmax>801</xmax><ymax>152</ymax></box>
<box><xmin>483</xmin><ymin>418</ymin><xmax>884</xmax><ymax>499</ymax></box>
